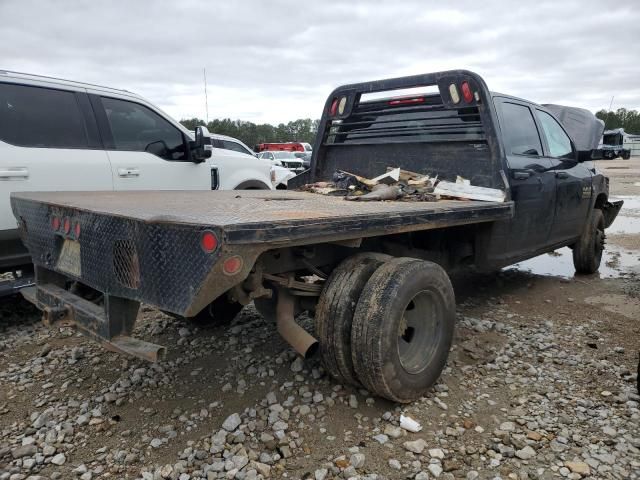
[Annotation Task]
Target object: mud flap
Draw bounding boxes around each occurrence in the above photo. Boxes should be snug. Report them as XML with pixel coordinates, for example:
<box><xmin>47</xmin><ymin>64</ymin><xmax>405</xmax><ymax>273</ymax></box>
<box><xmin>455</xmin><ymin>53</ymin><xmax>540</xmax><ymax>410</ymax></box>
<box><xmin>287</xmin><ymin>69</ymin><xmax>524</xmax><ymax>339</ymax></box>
<box><xmin>601</xmin><ymin>200</ymin><xmax>623</xmax><ymax>229</ymax></box>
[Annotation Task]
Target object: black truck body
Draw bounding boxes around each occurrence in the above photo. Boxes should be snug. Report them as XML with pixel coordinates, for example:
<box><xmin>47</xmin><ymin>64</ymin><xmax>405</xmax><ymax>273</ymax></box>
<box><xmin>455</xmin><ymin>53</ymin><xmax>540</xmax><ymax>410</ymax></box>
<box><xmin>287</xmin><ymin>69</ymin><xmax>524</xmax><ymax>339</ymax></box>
<box><xmin>10</xmin><ymin>70</ymin><xmax>622</xmax><ymax>400</ymax></box>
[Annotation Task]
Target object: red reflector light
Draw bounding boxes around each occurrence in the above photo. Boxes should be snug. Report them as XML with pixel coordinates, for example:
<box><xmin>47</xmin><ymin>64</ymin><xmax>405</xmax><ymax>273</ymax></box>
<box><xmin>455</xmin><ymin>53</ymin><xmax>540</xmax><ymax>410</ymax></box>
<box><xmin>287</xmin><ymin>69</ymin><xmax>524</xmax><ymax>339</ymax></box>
<box><xmin>461</xmin><ymin>82</ymin><xmax>473</xmax><ymax>103</ymax></box>
<box><xmin>223</xmin><ymin>256</ymin><xmax>243</xmax><ymax>275</ymax></box>
<box><xmin>63</xmin><ymin>217</ymin><xmax>71</xmax><ymax>235</ymax></box>
<box><xmin>201</xmin><ymin>231</ymin><xmax>218</xmax><ymax>253</ymax></box>
<box><xmin>388</xmin><ymin>96</ymin><xmax>425</xmax><ymax>106</ymax></box>
<box><xmin>51</xmin><ymin>216</ymin><xmax>60</xmax><ymax>231</ymax></box>
<box><xmin>329</xmin><ymin>98</ymin><xmax>338</xmax><ymax>116</ymax></box>
<box><xmin>74</xmin><ymin>222</ymin><xmax>81</xmax><ymax>239</ymax></box>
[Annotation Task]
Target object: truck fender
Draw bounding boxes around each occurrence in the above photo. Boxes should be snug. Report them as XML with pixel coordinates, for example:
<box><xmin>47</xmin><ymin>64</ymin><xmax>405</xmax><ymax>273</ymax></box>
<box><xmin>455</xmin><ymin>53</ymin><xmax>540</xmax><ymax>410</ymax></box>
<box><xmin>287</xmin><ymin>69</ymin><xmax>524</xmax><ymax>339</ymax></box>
<box><xmin>234</xmin><ymin>180</ymin><xmax>271</xmax><ymax>190</ymax></box>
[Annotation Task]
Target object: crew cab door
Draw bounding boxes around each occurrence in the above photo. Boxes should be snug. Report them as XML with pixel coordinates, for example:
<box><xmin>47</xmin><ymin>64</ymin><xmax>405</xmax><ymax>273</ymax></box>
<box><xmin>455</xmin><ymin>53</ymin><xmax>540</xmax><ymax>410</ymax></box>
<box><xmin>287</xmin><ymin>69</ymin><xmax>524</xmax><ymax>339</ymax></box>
<box><xmin>495</xmin><ymin>99</ymin><xmax>556</xmax><ymax>255</ymax></box>
<box><xmin>0</xmin><ymin>83</ymin><xmax>112</xmax><ymax>235</ymax></box>
<box><xmin>90</xmin><ymin>95</ymin><xmax>210</xmax><ymax>191</ymax></box>
<box><xmin>534</xmin><ymin>109</ymin><xmax>593</xmax><ymax>243</ymax></box>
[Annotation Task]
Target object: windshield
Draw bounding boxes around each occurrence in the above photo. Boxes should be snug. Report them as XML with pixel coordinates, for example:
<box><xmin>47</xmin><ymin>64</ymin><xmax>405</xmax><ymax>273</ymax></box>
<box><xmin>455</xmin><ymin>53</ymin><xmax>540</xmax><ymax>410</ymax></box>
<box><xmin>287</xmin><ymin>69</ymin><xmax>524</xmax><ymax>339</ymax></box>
<box><xmin>273</xmin><ymin>151</ymin><xmax>299</xmax><ymax>159</ymax></box>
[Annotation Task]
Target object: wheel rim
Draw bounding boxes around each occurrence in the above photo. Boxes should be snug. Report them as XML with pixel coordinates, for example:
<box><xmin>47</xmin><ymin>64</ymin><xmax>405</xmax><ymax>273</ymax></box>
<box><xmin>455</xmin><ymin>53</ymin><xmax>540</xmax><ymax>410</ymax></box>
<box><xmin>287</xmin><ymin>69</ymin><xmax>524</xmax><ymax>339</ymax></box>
<box><xmin>397</xmin><ymin>290</ymin><xmax>442</xmax><ymax>375</ymax></box>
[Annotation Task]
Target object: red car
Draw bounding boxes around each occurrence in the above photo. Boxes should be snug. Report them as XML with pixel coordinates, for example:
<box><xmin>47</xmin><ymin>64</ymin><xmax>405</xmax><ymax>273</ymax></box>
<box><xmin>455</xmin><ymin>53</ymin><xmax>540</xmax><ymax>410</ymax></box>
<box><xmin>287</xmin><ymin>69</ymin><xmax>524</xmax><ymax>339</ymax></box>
<box><xmin>256</xmin><ymin>142</ymin><xmax>312</xmax><ymax>153</ymax></box>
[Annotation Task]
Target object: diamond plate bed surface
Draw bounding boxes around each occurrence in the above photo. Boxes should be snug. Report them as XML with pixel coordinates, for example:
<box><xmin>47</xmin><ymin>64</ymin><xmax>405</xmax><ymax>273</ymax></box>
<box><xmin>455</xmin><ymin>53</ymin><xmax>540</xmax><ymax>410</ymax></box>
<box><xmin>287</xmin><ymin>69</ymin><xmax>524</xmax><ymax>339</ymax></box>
<box><xmin>11</xmin><ymin>190</ymin><xmax>510</xmax><ymax>228</ymax></box>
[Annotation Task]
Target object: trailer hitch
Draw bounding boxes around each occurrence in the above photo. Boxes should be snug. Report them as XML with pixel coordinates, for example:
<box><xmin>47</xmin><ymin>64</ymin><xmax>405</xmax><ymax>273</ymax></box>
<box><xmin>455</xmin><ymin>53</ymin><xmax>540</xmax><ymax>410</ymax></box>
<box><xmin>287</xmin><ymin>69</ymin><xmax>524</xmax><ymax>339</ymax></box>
<box><xmin>31</xmin><ymin>283</ymin><xmax>166</xmax><ymax>362</ymax></box>
<box><xmin>42</xmin><ymin>304</ymin><xmax>71</xmax><ymax>325</ymax></box>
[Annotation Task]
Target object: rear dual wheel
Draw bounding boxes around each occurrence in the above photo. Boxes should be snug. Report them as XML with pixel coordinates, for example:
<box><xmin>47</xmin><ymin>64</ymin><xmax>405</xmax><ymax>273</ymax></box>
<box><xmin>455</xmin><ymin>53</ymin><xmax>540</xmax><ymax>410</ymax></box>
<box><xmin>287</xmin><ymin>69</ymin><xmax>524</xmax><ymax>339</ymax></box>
<box><xmin>315</xmin><ymin>252</ymin><xmax>391</xmax><ymax>386</ymax></box>
<box><xmin>351</xmin><ymin>258</ymin><xmax>456</xmax><ymax>403</ymax></box>
<box><xmin>315</xmin><ymin>254</ymin><xmax>456</xmax><ymax>403</ymax></box>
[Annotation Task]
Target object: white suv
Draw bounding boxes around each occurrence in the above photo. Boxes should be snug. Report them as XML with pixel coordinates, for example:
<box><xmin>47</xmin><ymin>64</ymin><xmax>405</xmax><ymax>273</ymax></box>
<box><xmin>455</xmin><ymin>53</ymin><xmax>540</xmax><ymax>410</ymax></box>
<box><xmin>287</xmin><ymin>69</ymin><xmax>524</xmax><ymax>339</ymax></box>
<box><xmin>0</xmin><ymin>70</ymin><xmax>274</xmax><ymax>292</ymax></box>
<box><xmin>208</xmin><ymin>133</ymin><xmax>297</xmax><ymax>188</ymax></box>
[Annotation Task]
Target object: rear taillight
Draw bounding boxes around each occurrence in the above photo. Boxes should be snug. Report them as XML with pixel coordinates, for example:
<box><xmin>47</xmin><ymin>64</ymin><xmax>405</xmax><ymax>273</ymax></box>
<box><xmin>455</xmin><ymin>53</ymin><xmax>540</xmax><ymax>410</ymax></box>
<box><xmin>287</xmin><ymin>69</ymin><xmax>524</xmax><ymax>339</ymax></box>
<box><xmin>201</xmin><ymin>231</ymin><xmax>218</xmax><ymax>253</ymax></box>
<box><xmin>461</xmin><ymin>81</ymin><xmax>473</xmax><ymax>103</ymax></box>
<box><xmin>51</xmin><ymin>216</ymin><xmax>60</xmax><ymax>231</ymax></box>
<box><xmin>388</xmin><ymin>96</ymin><xmax>425</xmax><ymax>106</ymax></box>
<box><xmin>329</xmin><ymin>98</ymin><xmax>339</xmax><ymax>116</ymax></box>
<box><xmin>74</xmin><ymin>221</ymin><xmax>81</xmax><ymax>239</ymax></box>
<box><xmin>223</xmin><ymin>255</ymin><xmax>243</xmax><ymax>275</ymax></box>
<box><xmin>63</xmin><ymin>217</ymin><xmax>71</xmax><ymax>235</ymax></box>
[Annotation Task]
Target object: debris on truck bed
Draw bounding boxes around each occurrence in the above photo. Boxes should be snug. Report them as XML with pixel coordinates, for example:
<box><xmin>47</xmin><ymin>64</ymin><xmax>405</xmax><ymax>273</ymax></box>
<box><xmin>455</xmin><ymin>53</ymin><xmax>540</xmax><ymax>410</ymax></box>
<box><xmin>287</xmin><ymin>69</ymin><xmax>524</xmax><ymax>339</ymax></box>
<box><xmin>300</xmin><ymin>167</ymin><xmax>505</xmax><ymax>203</ymax></box>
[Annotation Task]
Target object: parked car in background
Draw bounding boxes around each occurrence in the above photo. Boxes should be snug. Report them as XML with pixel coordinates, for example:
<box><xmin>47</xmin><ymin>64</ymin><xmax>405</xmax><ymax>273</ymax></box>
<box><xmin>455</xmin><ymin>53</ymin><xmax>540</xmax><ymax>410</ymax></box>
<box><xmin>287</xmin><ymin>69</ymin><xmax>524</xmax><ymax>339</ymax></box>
<box><xmin>256</xmin><ymin>141</ymin><xmax>312</xmax><ymax>154</ymax></box>
<box><xmin>258</xmin><ymin>151</ymin><xmax>306</xmax><ymax>172</ymax></box>
<box><xmin>201</xmin><ymin>131</ymin><xmax>298</xmax><ymax>187</ymax></box>
<box><xmin>207</xmin><ymin>133</ymin><xmax>275</xmax><ymax>190</ymax></box>
<box><xmin>294</xmin><ymin>151</ymin><xmax>312</xmax><ymax>168</ymax></box>
<box><xmin>600</xmin><ymin>128</ymin><xmax>631</xmax><ymax>159</ymax></box>
<box><xmin>0</xmin><ymin>70</ymin><xmax>273</xmax><ymax>296</ymax></box>
<box><xmin>271</xmin><ymin>165</ymin><xmax>296</xmax><ymax>189</ymax></box>
<box><xmin>211</xmin><ymin>134</ymin><xmax>258</xmax><ymax>157</ymax></box>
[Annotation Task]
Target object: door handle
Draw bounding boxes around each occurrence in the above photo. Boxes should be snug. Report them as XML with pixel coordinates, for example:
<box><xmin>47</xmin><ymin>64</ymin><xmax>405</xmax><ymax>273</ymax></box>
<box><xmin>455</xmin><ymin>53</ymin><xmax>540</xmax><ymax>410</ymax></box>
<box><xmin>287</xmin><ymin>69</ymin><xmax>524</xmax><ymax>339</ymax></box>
<box><xmin>0</xmin><ymin>167</ymin><xmax>29</xmax><ymax>180</ymax></box>
<box><xmin>511</xmin><ymin>169</ymin><xmax>534</xmax><ymax>180</ymax></box>
<box><xmin>555</xmin><ymin>172</ymin><xmax>569</xmax><ymax>179</ymax></box>
<box><xmin>117</xmin><ymin>168</ymin><xmax>140</xmax><ymax>177</ymax></box>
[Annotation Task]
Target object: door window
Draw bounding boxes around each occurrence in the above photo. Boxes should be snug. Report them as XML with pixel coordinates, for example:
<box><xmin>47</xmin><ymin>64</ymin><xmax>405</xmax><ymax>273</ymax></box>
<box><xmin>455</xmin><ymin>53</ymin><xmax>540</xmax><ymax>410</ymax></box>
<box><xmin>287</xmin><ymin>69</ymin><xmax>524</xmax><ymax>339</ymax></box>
<box><xmin>101</xmin><ymin>97</ymin><xmax>187</xmax><ymax>160</ymax></box>
<box><xmin>536</xmin><ymin>110</ymin><xmax>573</xmax><ymax>158</ymax></box>
<box><xmin>0</xmin><ymin>83</ymin><xmax>88</xmax><ymax>148</ymax></box>
<box><xmin>498</xmin><ymin>102</ymin><xmax>543</xmax><ymax>156</ymax></box>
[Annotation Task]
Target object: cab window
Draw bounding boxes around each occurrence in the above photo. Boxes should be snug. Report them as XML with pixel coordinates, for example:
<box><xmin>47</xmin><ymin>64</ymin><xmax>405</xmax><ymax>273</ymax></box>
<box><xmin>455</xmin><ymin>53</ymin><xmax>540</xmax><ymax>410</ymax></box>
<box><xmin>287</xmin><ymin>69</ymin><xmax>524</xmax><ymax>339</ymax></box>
<box><xmin>0</xmin><ymin>83</ymin><xmax>88</xmax><ymax>148</ymax></box>
<box><xmin>498</xmin><ymin>102</ymin><xmax>543</xmax><ymax>156</ymax></box>
<box><xmin>101</xmin><ymin>97</ymin><xmax>187</xmax><ymax>160</ymax></box>
<box><xmin>536</xmin><ymin>110</ymin><xmax>573</xmax><ymax>158</ymax></box>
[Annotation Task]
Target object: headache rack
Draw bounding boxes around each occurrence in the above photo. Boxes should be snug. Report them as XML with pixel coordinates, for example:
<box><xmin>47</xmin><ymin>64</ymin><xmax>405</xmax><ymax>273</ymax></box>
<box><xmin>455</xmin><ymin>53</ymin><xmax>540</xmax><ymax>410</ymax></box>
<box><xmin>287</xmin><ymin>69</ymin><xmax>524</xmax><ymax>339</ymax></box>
<box><xmin>296</xmin><ymin>69</ymin><xmax>505</xmax><ymax>190</ymax></box>
<box><xmin>327</xmin><ymin>95</ymin><xmax>484</xmax><ymax>145</ymax></box>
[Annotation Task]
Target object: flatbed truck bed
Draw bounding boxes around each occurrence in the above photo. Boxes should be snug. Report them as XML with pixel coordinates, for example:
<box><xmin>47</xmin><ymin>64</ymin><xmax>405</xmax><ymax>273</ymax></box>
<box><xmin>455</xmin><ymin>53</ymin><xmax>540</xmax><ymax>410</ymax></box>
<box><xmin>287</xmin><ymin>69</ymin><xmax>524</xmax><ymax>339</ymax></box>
<box><xmin>13</xmin><ymin>190</ymin><xmax>512</xmax><ymax>243</ymax></box>
<box><xmin>11</xmin><ymin>69</ymin><xmax>619</xmax><ymax>403</ymax></box>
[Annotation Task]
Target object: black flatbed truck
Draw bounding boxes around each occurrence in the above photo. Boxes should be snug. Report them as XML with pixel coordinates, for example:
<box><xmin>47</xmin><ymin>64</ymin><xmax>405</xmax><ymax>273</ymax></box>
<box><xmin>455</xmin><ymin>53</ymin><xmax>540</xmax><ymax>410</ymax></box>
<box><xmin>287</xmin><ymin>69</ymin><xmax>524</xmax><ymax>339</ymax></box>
<box><xmin>11</xmin><ymin>70</ymin><xmax>622</xmax><ymax>403</ymax></box>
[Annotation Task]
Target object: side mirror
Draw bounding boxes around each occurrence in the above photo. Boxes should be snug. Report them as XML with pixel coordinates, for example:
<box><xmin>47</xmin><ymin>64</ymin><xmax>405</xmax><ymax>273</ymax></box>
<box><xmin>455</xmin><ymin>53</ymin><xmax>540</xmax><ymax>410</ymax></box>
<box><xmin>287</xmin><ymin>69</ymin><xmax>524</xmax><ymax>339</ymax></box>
<box><xmin>192</xmin><ymin>125</ymin><xmax>212</xmax><ymax>162</ymax></box>
<box><xmin>577</xmin><ymin>149</ymin><xmax>603</xmax><ymax>162</ymax></box>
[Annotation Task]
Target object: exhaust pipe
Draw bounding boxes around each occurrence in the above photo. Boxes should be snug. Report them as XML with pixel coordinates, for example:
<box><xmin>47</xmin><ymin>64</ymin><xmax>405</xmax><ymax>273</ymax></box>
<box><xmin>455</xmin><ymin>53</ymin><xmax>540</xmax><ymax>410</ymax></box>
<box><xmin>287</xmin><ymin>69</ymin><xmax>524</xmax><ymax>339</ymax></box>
<box><xmin>276</xmin><ymin>288</ymin><xmax>318</xmax><ymax>359</ymax></box>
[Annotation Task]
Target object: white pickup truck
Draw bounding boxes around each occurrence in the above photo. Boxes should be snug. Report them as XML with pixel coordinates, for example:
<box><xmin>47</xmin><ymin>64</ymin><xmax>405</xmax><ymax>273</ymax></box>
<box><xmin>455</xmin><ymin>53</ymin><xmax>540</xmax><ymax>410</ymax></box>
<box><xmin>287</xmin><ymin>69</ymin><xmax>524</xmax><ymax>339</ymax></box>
<box><xmin>0</xmin><ymin>70</ymin><xmax>280</xmax><ymax>295</ymax></box>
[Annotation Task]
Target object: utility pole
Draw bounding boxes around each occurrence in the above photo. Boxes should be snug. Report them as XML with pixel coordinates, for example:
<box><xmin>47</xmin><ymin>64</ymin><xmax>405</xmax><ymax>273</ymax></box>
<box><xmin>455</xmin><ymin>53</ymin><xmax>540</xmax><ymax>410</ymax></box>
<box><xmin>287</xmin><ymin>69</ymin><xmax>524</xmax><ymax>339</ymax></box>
<box><xmin>204</xmin><ymin>68</ymin><xmax>209</xmax><ymax>124</ymax></box>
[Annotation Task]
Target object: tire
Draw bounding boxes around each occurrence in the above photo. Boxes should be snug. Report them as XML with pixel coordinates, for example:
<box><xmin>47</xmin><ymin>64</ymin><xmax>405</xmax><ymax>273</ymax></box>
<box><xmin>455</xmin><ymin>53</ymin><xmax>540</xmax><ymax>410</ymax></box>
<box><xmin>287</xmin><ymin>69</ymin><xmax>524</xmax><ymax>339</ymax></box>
<box><xmin>351</xmin><ymin>258</ymin><xmax>456</xmax><ymax>403</ymax></box>
<box><xmin>315</xmin><ymin>252</ymin><xmax>391</xmax><ymax>386</ymax></box>
<box><xmin>573</xmin><ymin>209</ymin><xmax>605</xmax><ymax>274</ymax></box>
<box><xmin>189</xmin><ymin>295</ymin><xmax>243</xmax><ymax>326</ymax></box>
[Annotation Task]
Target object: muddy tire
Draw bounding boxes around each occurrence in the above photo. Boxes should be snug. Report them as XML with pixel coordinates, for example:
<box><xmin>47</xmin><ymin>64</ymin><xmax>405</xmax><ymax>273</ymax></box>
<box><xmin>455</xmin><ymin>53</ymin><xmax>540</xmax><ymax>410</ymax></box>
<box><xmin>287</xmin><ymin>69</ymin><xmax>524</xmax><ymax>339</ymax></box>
<box><xmin>351</xmin><ymin>258</ymin><xmax>456</xmax><ymax>403</ymax></box>
<box><xmin>189</xmin><ymin>295</ymin><xmax>243</xmax><ymax>326</ymax></box>
<box><xmin>573</xmin><ymin>209</ymin><xmax>605</xmax><ymax>274</ymax></box>
<box><xmin>315</xmin><ymin>252</ymin><xmax>391</xmax><ymax>386</ymax></box>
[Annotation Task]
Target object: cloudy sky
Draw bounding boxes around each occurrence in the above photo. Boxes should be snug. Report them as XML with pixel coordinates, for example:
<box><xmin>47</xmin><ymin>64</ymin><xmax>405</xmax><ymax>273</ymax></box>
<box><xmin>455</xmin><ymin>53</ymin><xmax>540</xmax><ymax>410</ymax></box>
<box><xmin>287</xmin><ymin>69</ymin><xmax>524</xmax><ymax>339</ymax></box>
<box><xmin>1</xmin><ymin>0</ymin><xmax>638</xmax><ymax>124</ymax></box>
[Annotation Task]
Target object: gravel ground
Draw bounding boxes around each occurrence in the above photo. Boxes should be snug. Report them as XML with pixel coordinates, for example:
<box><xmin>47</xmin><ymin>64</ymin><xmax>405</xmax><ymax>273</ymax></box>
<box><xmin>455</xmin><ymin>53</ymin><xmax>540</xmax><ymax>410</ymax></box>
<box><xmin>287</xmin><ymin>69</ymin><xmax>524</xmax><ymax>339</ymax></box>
<box><xmin>1</xmin><ymin>160</ymin><xmax>639</xmax><ymax>480</ymax></box>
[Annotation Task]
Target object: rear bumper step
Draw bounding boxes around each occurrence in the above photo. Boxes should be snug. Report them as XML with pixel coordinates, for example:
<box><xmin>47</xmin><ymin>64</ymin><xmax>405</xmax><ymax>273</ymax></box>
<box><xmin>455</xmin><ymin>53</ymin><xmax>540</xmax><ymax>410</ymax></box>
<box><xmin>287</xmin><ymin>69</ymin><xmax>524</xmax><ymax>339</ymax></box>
<box><xmin>27</xmin><ymin>283</ymin><xmax>165</xmax><ymax>362</ymax></box>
